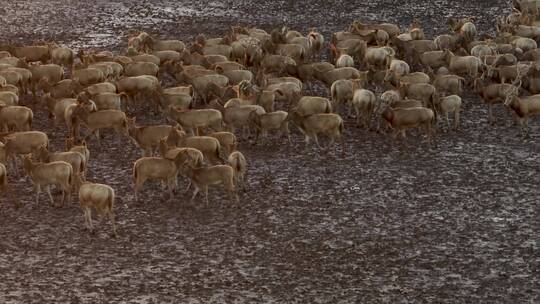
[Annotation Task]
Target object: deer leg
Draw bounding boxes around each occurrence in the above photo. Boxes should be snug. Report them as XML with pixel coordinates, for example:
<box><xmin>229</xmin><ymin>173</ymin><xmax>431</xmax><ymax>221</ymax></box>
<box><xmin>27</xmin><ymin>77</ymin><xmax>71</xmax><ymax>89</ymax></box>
<box><xmin>228</xmin><ymin>182</ymin><xmax>237</xmax><ymax>203</ymax></box>
<box><xmin>304</xmin><ymin>134</ymin><xmax>311</xmax><ymax>146</ymax></box>
<box><xmin>10</xmin><ymin>155</ymin><xmax>19</xmax><ymax>177</ymax></box>
<box><xmin>34</xmin><ymin>185</ymin><xmax>41</xmax><ymax>205</ymax></box>
<box><xmin>487</xmin><ymin>104</ymin><xmax>493</xmax><ymax>125</ymax></box>
<box><xmin>133</xmin><ymin>177</ymin><xmax>146</xmax><ymax>202</ymax></box>
<box><xmin>82</xmin><ymin>207</ymin><xmax>91</xmax><ymax>231</ymax></box>
<box><xmin>314</xmin><ymin>134</ymin><xmax>321</xmax><ymax>149</ymax></box>
<box><xmin>95</xmin><ymin>130</ymin><xmax>102</xmax><ymax>145</ymax></box>
<box><xmin>283</xmin><ymin>124</ymin><xmax>292</xmax><ymax>144</ymax></box>
<box><xmin>522</xmin><ymin>123</ymin><xmax>528</xmax><ymax>138</ymax></box>
<box><xmin>87</xmin><ymin>208</ymin><xmax>95</xmax><ymax>235</ymax></box>
<box><xmin>168</xmin><ymin>179</ymin><xmax>174</xmax><ymax>202</ymax></box>
<box><xmin>204</xmin><ymin>186</ymin><xmax>209</xmax><ymax>205</ymax></box>
<box><xmin>60</xmin><ymin>187</ymin><xmax>66</xmax><ymax>207</ymax></box>
<box><xmin>253</xmin><ymin>129</ymin><xmax>260</xmax><ymax>145</ymax></box>
<box><xmin>191</xmin><ymin>186</ymin><xmax>199</xmax><ymax>202</ymax></box>
<box><xmin>46</xmin><ymin>186</ymin><xmax>54</xmax><ymax>205</ymax></box>
<box><xmin>109</xmin><ymin>209</ymin><xmax>117</xmax><ymax>237</ymax></box>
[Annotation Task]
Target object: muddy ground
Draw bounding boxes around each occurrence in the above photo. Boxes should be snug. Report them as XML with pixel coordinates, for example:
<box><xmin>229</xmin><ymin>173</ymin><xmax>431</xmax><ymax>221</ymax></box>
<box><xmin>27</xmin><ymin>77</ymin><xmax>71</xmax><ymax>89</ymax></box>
<box><xmin>0</xmin><ymin>0</ymin><xmax>539</xmax><ymax>303</ymax></box>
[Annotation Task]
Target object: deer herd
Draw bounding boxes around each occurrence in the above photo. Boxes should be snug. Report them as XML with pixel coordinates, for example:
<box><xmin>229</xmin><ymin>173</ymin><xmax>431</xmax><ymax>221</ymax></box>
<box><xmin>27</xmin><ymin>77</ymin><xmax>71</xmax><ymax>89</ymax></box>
<box><xmin>0</xmin><ymin>1</ymin><xmax>539</xmax><ymax>237</ymax></box>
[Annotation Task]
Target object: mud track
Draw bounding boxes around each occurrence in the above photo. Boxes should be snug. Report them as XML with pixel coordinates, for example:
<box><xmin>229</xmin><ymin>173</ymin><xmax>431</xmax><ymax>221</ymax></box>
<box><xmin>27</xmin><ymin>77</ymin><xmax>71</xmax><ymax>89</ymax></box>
<box><xmin>0</xmin><ymin>1</ymin><xmax>538</xmax><ymax>303</ymax></box>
